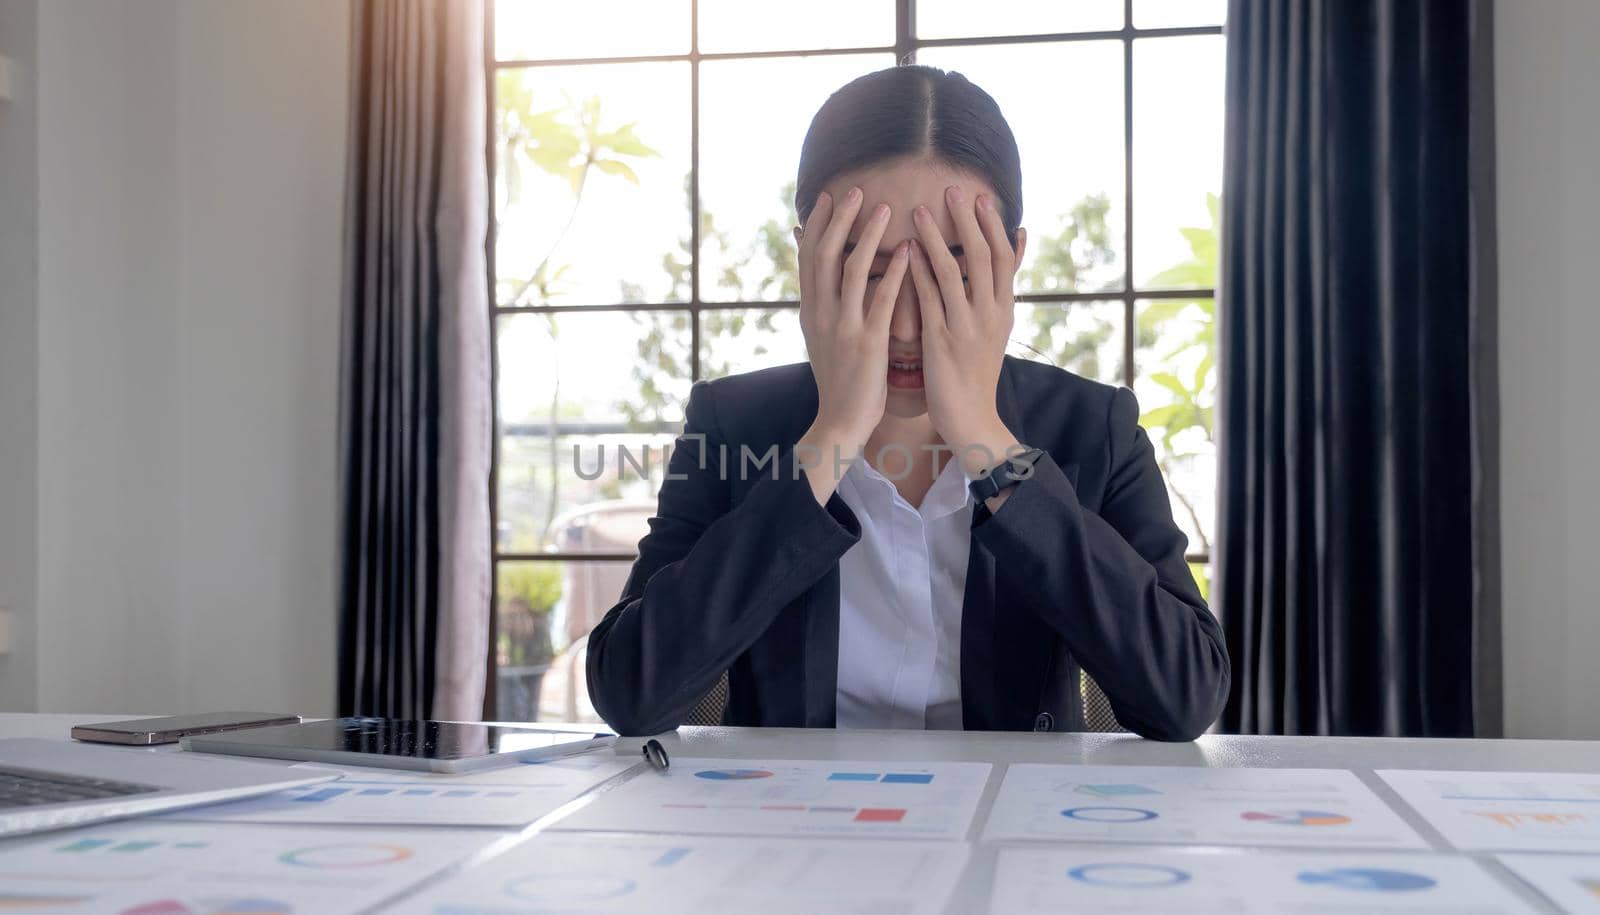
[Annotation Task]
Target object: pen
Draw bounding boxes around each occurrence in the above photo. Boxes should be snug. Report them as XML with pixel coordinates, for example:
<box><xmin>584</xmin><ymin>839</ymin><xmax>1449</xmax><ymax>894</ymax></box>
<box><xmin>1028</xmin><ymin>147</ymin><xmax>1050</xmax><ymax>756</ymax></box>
<box><xmin>642</xmin><ymin>738</ymin><xmax>670</xmax><ymax>771</ymax></box>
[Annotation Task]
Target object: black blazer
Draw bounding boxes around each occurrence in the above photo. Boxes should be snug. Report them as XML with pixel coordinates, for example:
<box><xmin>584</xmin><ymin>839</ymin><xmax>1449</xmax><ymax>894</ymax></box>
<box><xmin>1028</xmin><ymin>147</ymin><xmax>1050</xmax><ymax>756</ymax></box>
<box><xmin>586</xmin><ymin>356</ymin><xmax>1230</xmax><ymax>740</ymax></box>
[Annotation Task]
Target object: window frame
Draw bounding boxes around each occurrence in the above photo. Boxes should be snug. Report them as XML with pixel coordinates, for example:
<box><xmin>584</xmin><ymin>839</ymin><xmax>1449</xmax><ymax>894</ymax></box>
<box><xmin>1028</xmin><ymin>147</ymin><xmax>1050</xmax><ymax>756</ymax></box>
<box><xmin>484</xmin><ymin>0</ymin><xmax>1222</xmax><ymax>717</ymax></box>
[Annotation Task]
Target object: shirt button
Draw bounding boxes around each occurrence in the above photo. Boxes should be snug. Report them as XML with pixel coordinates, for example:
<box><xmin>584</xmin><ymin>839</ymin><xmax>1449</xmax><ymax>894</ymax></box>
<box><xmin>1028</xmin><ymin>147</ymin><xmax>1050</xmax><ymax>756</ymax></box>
<box><xmin>1033</xmin><ymin>712</ymin><xmax>1054</xmax><ymax>732</ymax></box>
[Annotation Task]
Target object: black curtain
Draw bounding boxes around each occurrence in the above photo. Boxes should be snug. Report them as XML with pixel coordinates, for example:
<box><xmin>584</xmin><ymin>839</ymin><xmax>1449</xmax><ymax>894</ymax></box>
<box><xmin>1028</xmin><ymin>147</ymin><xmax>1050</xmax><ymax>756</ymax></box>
<box><xmin>338</xmin><ymin>0</ymin><xmax>492</xmax><ymax>721</ymax></box>
<box><xmin>1217</xmin><ymin>0</ymin><xmax>1499</xmax><ymax>736</ymax></box>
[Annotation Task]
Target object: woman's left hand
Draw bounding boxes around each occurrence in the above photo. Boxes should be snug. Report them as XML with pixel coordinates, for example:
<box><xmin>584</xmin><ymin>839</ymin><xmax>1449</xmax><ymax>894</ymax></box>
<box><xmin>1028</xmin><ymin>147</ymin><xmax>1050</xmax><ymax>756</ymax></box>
<box><xmin>907</xmin><ymin>186</ymin><xmax>1026</xmax><ymax>477</ymax></box>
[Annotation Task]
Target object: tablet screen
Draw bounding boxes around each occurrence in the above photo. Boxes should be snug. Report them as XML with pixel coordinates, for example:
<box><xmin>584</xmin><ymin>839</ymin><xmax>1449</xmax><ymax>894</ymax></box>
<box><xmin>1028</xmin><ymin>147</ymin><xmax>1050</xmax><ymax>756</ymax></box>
<box><xmin>202</xmin><ymin>717</ymin><xmax>608</xmax><ymax>761</ymax></box>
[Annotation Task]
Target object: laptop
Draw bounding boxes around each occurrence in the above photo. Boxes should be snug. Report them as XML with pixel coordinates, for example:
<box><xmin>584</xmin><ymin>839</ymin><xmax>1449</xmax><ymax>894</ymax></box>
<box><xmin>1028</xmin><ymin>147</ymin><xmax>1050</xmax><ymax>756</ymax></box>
<box><xmin>0</xmin><ymin>738</ymin><xmax>339</xmax><ymax>838</ymax></box>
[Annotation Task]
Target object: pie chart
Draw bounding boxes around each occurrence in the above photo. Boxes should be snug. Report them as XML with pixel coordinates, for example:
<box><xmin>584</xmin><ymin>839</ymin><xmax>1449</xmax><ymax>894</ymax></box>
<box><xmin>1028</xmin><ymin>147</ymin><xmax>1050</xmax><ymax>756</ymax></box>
<box><xmin>1061</xmin><ymin>806</ymin><xmax>1160</xmax><ymax>823</ymax></box>
<box><xmin>1240</xmin><ymin>809</ymin><xmax>1351</xmax><ymax>826</ymax></box>
<box><xmin>693</xmin><ymin>768</ymin><xmax>774</xmax><ymax>780</ymax></box>
<box><xmin>1068</xmin><ymin>863</ymin><xmax>1192</xmax><ymax>888</ymax></box>
<box><xmin>1296</xmin><ymin>868</ymin><xmax>1438</xmax><ymax>892</ymax></box>
<box><xmin>506</xmin><ymin>873</ymin><xmax>637</xmax><ymax>902</ymax></box>
<box><xmin>279</xmin><ymin>843</ymin><xmax>413</xmax><ymax>869</ymax></box>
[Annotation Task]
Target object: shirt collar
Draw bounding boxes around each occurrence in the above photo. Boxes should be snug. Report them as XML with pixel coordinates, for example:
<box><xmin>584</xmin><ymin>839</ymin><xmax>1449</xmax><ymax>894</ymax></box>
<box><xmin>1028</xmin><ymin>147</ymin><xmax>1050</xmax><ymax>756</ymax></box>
<box><xmin>848</xmin><ymin>453</ymin><xmax>972</xmax><ymax>520</ymax></box>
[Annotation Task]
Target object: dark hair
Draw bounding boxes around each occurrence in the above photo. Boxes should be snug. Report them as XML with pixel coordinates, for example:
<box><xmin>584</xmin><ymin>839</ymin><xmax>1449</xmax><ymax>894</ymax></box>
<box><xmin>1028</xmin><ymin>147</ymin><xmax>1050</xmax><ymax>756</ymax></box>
<box><xmin>795</xmin><ymin>64</ymin><xmax>1023</xmax><ymax>252</ymax></box>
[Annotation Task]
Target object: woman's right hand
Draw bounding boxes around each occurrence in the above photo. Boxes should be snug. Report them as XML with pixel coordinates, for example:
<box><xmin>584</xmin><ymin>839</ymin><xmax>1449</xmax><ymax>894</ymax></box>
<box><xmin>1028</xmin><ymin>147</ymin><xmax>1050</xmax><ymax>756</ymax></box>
<box><xmin>794</xmin><ymin>187</ymin><xmax>911</xmax><ymax>500</ymax></box>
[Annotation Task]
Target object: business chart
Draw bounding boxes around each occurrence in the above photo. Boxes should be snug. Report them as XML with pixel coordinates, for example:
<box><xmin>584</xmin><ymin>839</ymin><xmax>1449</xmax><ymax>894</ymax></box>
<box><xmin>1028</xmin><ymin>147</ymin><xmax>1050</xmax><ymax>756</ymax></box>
<box><xmin>389</xmin><ymin>832</ymin><xmax>970</xmax><ymax>915</ymax></box>
<box><xmin>988</xmin><ymin>846</ymin><xmax>1537</xmax><ymax>913</ymax></box>
<box><xmin>1379</xmin><ymin>769</ymin><xmax>1600</xmax><ymax>852</ymax></box>
<box><xmin>1497</xmin><ymin>853</ymin><xmax>1600</xmax><ymax>912</ymax></box>
<box><xmin>160</xmin><ymin>754</ymin><xmax>635</xmax><ymax>828</ymax></box>
<box><xmin>0</xmin><ymin>820</ymin><xmax>496</xmax><ymax>913</ymax></box>
<box><xmin>554</xmin><ymin>758</ymin><xmax>991</xmax><ymax>839</ymax></box>
<box><xmin>982</xmin><ymin>764</ymin><xmax>1428</xmax><ymax>848</ymax></box>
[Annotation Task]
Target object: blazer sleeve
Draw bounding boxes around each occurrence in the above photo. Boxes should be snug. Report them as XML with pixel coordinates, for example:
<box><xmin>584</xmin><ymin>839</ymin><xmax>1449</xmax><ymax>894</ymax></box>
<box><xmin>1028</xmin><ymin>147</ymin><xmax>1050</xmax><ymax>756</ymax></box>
<box><xmin>585</xmin><ymin>379</ymin><xmax>862</xmax><ymax>736</ymax></box>
<box><xmin>973</xmin><ymin>386</ymin><xmax>1231</xmax><ymax>741</ymax></box>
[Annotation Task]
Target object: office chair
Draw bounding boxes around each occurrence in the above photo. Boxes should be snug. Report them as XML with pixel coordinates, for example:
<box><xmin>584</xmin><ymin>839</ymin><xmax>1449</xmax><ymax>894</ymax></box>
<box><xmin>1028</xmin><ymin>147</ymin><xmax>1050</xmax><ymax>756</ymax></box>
<box><xmin>1080</xmin><ymin>670</ymin><xmax>1124</xmax><ymax>733</ymax></box>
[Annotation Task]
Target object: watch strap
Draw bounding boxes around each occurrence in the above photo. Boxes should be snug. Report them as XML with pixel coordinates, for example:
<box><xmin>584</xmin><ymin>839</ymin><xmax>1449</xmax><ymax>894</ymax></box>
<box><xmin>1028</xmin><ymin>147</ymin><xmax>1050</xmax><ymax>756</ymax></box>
<box><xmin>969</xmin><ymin>447</ymin><xmax>1045</xmax><ymax>502</ymax></box>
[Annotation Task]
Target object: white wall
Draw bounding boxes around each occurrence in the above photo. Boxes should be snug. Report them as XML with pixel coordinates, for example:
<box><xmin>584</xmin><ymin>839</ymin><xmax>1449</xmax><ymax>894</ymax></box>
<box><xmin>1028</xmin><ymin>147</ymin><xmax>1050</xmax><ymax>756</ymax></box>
<box><xmin>0</xmin><ymin>0</ymin><xmax>41</xmax><ymax>711</ymax></box>
<box><xmin>5</xmin><ymin>0</ymin><xmax>349</xmax><ymax>716</ymax></box>
<box><xmin>35</xmin><ymin>0</ymin><xmax>185</xmax><ymax>713</ymax></box>
<box><xmin>1497</xmin><ymin>0</ymin><xmax>1600</xmax><ymax>739</ymax></box>
<box><xmin>170</xmin><ymin>1</ymin><xmax>348</xmax><ymax>714</ymax></box>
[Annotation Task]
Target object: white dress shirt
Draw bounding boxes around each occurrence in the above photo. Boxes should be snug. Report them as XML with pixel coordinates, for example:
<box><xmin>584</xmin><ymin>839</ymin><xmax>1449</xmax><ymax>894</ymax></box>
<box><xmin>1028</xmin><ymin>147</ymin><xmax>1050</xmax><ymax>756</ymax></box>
<box><xmin>834</xmin><ymin>454</ymin><xmax>974</xmax><ymax>730</ymax></box>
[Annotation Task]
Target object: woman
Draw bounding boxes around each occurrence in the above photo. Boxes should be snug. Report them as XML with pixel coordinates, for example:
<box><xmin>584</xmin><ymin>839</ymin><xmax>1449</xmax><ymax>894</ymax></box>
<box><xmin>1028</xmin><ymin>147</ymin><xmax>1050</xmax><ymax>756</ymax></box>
<box><xmin>586</xmin><ymin>64</ymin><xmax>1229</xmax><ymax>740</ymax></box>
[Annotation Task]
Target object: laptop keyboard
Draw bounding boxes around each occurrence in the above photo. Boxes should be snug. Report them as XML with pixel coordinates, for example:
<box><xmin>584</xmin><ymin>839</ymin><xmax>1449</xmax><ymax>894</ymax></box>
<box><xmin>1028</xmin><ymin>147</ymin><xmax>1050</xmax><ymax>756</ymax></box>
<box><xmin>0</xmin><ymin>764</ymin><xmax>160</xmax><ymax>809</ymax></box>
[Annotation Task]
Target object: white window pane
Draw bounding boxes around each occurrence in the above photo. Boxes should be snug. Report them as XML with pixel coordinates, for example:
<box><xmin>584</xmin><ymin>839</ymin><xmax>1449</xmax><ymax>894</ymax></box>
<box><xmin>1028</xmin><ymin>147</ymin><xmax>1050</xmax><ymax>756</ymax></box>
<box><xmin>1012</xmin><ymin>301</ymin><xmax>1125</xmax><ymax>385</ymax></box>
<box><xmin>1133</xmin><ymin>298</ymin><xmax>1216</xmax><ymax>554</ymax></box>
<box><xmin>917</xmin><ymin>0</ymin><xmax>1123</xmax><ymax>39</ymax></box>
<box><xmin>496</xmin><ymin>312</ymin><xmax>689</xmax><ymax>554</ymax></box>
<box><xmin>698</xmin><ymin>54</ymin><xmax>894</xmax><ymax>303</ymax></box>
<box><xmin>1133</xmin><ymin>35</ymin><xmax>1224</xmax><ymax>288</ymax></box>
<box><xmin>697</xmin><ymin>0</ymin><xmax>894</xmax><ymax>53</ymax></box>
<box><xmin>495</xmin><ymin>64</ymin><xmax>691</xmax><ymax>307</ymax></box>
<box><xmin>918</xmin><ymin>42</ymin><xmax>1127</xmax><ymax>294</ymax></box>
<box><xmin>495</xmin><ymin>0</ymin><xmax>690</xmax><ymax>61</ymax></box>
<box><xmin>699</xmin><ymin>308</ymin><xmax>809</xmax><ymax>380</ymax></box>
<box><xmin>497</xmin><ymin>559</ymin><xmax>630</xmax><ymax>724</ymax></box>
<box><xmin>1134</xmin><ymin>0</ymin><xmax>1227</xmax><ymax>29</ymax></box>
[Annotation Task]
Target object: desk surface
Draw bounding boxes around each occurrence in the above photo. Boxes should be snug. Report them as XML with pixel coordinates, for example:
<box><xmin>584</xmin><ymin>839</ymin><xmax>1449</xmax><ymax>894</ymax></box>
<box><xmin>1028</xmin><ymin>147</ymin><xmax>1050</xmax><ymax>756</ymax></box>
<box><xmin>4</xmin><ymin>713</ymin><xmax>1599</xmax><ymax>913</ymax></box>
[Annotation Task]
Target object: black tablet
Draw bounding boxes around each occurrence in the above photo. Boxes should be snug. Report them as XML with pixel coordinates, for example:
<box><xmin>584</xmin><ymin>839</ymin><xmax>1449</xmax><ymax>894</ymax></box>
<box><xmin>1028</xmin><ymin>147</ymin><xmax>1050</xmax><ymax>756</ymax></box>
<box><xmin>181</xmin><ymin>717</ymin><xmax>616</xmax><ymax>773</ymax></box>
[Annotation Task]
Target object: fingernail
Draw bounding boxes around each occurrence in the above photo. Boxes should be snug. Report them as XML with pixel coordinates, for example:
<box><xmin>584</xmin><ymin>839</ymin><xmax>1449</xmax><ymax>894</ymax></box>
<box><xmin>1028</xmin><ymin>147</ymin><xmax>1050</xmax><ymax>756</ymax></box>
<box><xmin>895</xmin><ymin>241</ymin><xmax>909</xmax><ymax>258</ymax></box>
<box><xmin>818</xmin><ymin>191</ymin><xmax>830</xmax><ymax>207</ymax></box>
<box><xmin>914</xmin><ymin>206</ymin><xmax>929</xmax><ymax>223</ymax></box>
<box><xmin>948</xmin><ymin>186</ymin><xmax>963</xmax><ymax>203</ymax></box>
<box><xmin>873</xmin><ymin>203</ymin><xmax>889</xmax><ymax>220</ymax></box>
<box><xmin>847</xmin><ymin>186</ymin><xmax>862</xmax><ymax>203</ymax></box>
<box><xmin>981</xmin><ymin>195</ymin><xmax>996</xmax><ymax>212</ymax></box>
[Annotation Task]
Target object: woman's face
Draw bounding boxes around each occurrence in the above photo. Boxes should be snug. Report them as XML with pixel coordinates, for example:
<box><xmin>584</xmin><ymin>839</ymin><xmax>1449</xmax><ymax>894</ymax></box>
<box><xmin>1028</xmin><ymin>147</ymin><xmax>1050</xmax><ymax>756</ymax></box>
<box><xmin>796</xmin><ymin>157</ymin><xmax>1027</xmax><ymax>419</ymax></box>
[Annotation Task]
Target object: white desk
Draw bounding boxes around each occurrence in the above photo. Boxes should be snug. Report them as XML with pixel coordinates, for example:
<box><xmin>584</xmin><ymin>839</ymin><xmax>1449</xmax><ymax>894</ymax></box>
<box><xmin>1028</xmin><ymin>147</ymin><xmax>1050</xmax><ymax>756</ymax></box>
<box><xmin>4</xmin><ymin>713</ymin><xmax>1599</xmax><ymax>912</ymax></box>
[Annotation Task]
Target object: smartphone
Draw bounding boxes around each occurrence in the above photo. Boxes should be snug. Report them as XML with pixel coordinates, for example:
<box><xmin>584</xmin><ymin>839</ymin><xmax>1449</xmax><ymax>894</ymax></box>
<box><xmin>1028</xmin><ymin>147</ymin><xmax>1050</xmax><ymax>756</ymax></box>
<box><xmin>71</xmin><ymin>712</ymin><xmax>302</xmax><ymax>746</ymax></box>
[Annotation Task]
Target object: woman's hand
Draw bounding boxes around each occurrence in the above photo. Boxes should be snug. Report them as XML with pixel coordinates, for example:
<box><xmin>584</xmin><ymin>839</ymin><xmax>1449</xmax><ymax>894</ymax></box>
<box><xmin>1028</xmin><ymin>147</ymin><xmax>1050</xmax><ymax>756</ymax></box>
<box><xmin>907</xmin><ymin>186</ymin><xmax>1025</xmax><ymax>478</ymax></box>
<box><xmin>794</xmin><ymin>187</ymin><xmax>911</xmax><ymax>502</ymax></box>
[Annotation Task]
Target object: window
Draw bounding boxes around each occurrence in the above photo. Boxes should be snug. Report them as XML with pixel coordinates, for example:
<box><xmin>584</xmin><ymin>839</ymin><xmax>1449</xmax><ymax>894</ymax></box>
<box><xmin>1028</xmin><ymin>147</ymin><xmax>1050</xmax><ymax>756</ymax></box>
<box><xmin>488</xmin><ymin>0</ymin><xmax>1225</xmax><ymax>722</ymax></box>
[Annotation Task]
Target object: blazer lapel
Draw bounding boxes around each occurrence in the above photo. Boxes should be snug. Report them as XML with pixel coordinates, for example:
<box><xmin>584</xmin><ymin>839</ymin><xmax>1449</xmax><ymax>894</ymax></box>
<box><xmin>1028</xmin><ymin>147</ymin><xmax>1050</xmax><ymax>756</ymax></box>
<box><xmin>799</xmin><ymin>359</ymin><xmax>1080</xmax><ymax>731</ymax></box>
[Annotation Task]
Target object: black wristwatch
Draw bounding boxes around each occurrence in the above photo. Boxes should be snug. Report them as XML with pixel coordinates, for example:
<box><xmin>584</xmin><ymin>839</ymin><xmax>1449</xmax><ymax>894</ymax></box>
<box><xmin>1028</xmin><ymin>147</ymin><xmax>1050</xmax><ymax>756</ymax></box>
<box><xmin>968</xmin><ymin>447</ymin><xmax>1046</xmax><ymax>502</ymax></box>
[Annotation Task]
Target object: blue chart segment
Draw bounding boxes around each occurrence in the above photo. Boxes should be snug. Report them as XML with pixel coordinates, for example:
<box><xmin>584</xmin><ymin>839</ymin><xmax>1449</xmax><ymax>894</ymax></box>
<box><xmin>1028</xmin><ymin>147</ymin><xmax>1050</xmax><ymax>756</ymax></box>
<box><xmin>882</xmin><ymin>773</ymin><xmax>935</xmax><ymax>784</ymax></box>
<box><xmin>1068</xmin><ymin>863</ymin><xmax>1192</xmax><ymax>888</ymax></box>
<box><xmin>288</xmin><ymin>782</ymin><xmax>526</xmax><ymax>801</ymax></box>
<box><xmin>1060</xmin><ymin>806</ymin><xmax>1160</xmax><ymax>823</ymax></box>
<box><xmin>1296</xmin><ymin>868</ymin><xmax>1438</xmax><ymax>892</ymax></box>
<box><xmin>652</xmin><ymin>847</ymin><xmax>692</xmax><ymax>868</ymax></box>
<box><xmin>55</xmin><ymin>838</ymin><xmax>208</xmax><ymax>853</ymax></box>
<box><xmin>826</xmin><ymin>772</ymin><xmax>936</xmax><ymax>783</ymax></box>
<box><xmin>693</xmin><ymin>769</ymin><xmax>774</xmax><ymax>781</ymax></box>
